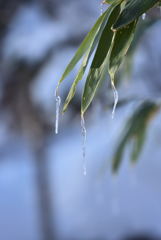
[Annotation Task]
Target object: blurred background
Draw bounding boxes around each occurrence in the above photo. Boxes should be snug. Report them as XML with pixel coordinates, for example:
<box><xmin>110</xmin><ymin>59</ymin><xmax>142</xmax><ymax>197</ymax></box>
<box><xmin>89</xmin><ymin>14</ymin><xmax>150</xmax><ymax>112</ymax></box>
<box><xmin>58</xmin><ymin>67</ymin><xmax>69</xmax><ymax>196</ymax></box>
<box><xmin>0</xmin><ymin>0</ymin><xmax>161</xmax><ymax>240</ymax></box>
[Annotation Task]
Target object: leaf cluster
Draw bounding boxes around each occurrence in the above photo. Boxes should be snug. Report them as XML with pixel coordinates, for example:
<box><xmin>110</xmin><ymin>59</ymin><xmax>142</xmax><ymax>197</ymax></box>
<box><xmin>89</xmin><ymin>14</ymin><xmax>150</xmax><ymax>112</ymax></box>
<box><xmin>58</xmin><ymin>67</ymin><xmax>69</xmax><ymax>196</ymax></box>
<box><xmin>57</xmin><ymin>0</ymin><xmax>161</xmax><ymax>171</ymax></box>
<box><xmin>58</xmin><ymin>0</ymin><xmax>160</xmax><ymax>114</ymax></box>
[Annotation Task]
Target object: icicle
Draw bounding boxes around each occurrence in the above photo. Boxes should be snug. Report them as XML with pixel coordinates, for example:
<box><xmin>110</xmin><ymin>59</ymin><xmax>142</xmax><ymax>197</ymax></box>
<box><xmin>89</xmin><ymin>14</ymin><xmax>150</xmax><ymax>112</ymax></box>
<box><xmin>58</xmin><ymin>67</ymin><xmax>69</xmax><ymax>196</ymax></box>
<box><xmin>111</xmin><ymin>81</ymin><xmax>118</xmax><ymax>119</ymax></box>
<box><xmin>81</xmin><ymin>114</ymin><xmax>87</xmax><ymax>176</ymax></box>
<box><xmin>100</xmin><ymin>1</ymin><xmax>103</xmax><ymax>16</ymax></box>
<box><xmin>55</xmin><ymin>87</ymin><xmax>61</xmax><ymax>134</ymax></box>
<box><xmin>142</xmin><ymin>13</ymin><xmax>146</xmax><ymax>20</ymax></box>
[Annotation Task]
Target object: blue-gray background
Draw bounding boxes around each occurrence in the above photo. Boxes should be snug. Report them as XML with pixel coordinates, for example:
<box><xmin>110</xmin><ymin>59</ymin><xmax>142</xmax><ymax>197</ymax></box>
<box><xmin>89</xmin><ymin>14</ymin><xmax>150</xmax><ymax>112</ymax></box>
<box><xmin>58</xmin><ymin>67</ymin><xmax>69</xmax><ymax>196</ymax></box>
<box><xmin>0</xmin><ymin>1</ymin><xmax>161</xmax><ymax>240</ymax></box>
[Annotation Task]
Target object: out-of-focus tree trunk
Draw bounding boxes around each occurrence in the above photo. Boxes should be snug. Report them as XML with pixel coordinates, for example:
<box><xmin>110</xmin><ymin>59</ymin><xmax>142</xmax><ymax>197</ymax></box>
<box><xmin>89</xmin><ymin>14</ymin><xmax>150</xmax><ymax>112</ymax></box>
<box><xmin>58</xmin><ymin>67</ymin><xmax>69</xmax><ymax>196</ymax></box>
<box><xmin>34</xmin><ymin>141</ymin><xmax>57</xmax><ymax>240</ymax></box>
<box><xmin>1</xmin><ymin>58</ymin><xmax>57</xmax><ymax>240</ymax></box>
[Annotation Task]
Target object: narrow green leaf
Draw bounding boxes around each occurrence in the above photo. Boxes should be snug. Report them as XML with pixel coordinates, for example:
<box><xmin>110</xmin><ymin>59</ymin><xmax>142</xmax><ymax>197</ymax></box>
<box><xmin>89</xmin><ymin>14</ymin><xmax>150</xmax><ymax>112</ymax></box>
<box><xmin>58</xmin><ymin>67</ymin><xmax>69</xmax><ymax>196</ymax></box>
<box><xmin>62</xmin><ymin>49</ymin><xmax>93</xmax><ymax>112</ymax></box>
<box><xmin>81</xmin><ymin>4</ymin><xmax>121</xmax><ymax>114</ymax></box>
<box><xmin>62</xmin><ymin>5</ymin><xmax>114</xmax><ymax>112</ymax></box>
<box><xmin>112</xmin><ymin>101</ymin><xmax>159</xmax><ymax>172</ymax></box>
<box><xmin>108</xmin><ymin>20</ymin><xmax>137</xmax><ymax>85</ymax></box>
<box><xmin>113</xmin><ymin>0</ymin><xmax>159</xmax><ymax>30</ymax></box>
<box><xmin>131</xmin><ymin>131</ymin><xmax>146</xmax><ymax>162</ymax></box>
<box><xmin>57</xmin><ymin>9</ymin><xmax>110</xmax><ymax>86</ymax></box>
<box><xmin>120</xmin><ymin>18</ymin><xmax>158</xmax><ymax>80</ymax></box>
<box><xmin>104</xmin><ymin>0</ymin><xmax>124</xmax><ymax>4</ymax></box>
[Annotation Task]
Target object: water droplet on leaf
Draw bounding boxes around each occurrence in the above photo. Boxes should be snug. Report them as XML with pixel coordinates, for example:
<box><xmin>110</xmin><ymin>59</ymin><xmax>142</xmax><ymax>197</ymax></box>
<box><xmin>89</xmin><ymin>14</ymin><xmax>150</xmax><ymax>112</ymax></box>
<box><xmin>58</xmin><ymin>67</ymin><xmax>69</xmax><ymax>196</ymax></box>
<box><xmin>142</xmin><ymin>13</ymin><xmax>146</xmax><ymax>20</ymax></box>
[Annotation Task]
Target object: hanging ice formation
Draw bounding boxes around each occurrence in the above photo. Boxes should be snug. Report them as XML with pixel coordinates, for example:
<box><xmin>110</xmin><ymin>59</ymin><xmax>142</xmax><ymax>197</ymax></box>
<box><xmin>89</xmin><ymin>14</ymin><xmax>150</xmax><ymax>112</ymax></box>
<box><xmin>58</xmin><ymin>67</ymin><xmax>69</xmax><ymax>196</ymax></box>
<box><xmin>81</xmin><ymin>114</ymin><xmax>87</xmax><ymax>176</ymax></box>
<box><xmin>142</xmin><ymin>13</ymin><xmax>146</xmax><ymax>20</ymax></box>
<box><xmin>100</xmin><ymin>1</ymin><xmax>103</xmax><ymax>16</ymax></box>
<box><xmin>55</xmin><ymin>87</ymin><xmax>61</xmax><ymax>134</ymax></box>
<box><xmin>111</xmin><ymin>81</ymin><xmax>118</xmax><ymax>119</ymax></box>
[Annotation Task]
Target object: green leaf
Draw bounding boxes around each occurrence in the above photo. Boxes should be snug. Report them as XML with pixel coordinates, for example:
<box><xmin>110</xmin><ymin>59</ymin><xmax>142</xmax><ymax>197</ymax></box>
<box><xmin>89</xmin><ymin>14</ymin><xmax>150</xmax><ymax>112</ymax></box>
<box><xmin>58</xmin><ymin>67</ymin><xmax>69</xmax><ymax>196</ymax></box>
<box><xmin>121</xmin><ymin>18</ymin><xmax>158</xmax><ymax>80</ymax></box>
<box><xmin>113</xmin><ymin>0</ymin><xmax>159</xmax><ymax>30</ymax></box>
<box><xmin>108</xmin><ymin>20</ymin><xmax>137</xmax><ymax>87</ymax></box>
<box><xmin>57</xmin><ymin>9</ymin><xmax>110</xmax><ymax>86</ymax></box>
<box><xmin>62</xmin><ymin>49</ymin><xmax>93</xmax><ymax>112</ymax></box>
<box><xmin>62</xmin><ymin>5</ymin><xmax>114</xmax><ymax>112</ymax></box>
<box><xmin>104</xmin><ymin>0</ymin><xmax>124</xmax><ymax>4</ymax></box>
<box><xmin>112</xmin><ymin>101</ymin><xmax>159</xmax><ymax>172</ymax></box>
<box><xmin>81</xmin><ymin>4</ymin><xmax>121</xmax><ymax>114</ymax></box>
<box><xmin>131</xmin><ymin>130</ymin><xmax>146</xmax><ymax>162</ymax></box>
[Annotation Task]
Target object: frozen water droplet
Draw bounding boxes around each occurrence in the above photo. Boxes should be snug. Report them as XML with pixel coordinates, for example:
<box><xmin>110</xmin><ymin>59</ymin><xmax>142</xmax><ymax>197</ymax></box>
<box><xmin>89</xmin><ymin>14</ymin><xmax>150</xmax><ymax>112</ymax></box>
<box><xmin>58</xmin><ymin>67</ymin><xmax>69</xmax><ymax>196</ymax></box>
<box><xmin>100</xmin><ymin>1</ymin><xmax>103</xmax><ymax>16</ymax></box>
<box><xmin>111</xmin><ymin>81</ymin><xmax>118</xmax><ymax>119</ymax></box>
<box><xmin>81</xmin><ymin>114</ymin><xmax>87</xmax><ymax>176</ymax></box>
<box><xmin>55</xmin><ymin>88</ymin><xmax>61</xmax><ymax>134</ymax></box>
<box><xmin>142</xmin><ymin>13</ymin><xmax>146</xmax><ymax>20</ymax></box>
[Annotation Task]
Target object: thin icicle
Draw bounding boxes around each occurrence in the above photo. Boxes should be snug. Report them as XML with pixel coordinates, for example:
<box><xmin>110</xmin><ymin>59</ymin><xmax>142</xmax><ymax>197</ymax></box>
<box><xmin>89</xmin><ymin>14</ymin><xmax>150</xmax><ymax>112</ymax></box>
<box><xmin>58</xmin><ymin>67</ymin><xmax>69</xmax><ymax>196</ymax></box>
<box><xmin>111</xmin><ymin>81</ymin><xmax>118</xmax><ymax>119</ymax></box>
<box><xmin>100</xmin><ymin>1</ymin><xmax>103</xmax><ymax>16</ymax></box>
<box><xmin>55</xmin><ymin>87</ymin><xmax>61</xmax><ymax>134</ymax></box>
<box><xmin>81</xmin><ymin>114</ymin><xmax>87</xmax><ymax>176</ymax></box>
<box><xmin>142</xmin><ymin>13</ymin><xmax>146</xmax><ymax>20</ymax></box>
